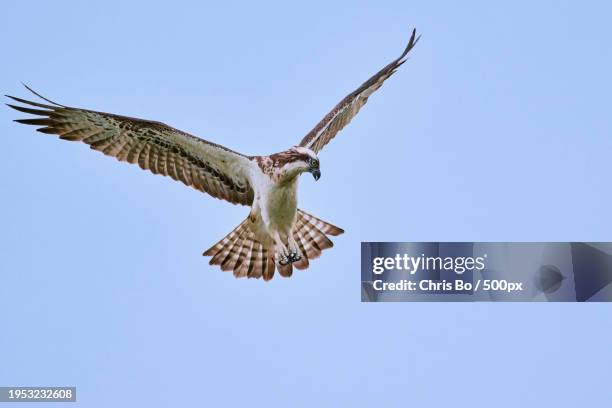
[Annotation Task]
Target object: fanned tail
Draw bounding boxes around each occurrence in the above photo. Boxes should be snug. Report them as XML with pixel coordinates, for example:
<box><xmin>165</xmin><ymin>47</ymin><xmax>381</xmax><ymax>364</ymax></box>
<box><xmin>293</xmin><ymin>209</ymin><xmax>343</xmax><ymax>264</ymax></box>
<box><xmin>203</xmin><ymin>219</ymin><xmax>275</xmax><ymax>281</ymax></box>
<box><xmin>203</xmin><ymin>210</ymin><xmax>343</xmax><ymax>281</ymax></box>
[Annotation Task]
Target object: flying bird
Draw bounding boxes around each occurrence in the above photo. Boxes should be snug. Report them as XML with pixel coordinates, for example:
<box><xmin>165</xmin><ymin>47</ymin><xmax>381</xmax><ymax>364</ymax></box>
<box><xmin>7</xmin><ymin>29</ymin><xmax>420</xmax><ymax>281</ymax></box>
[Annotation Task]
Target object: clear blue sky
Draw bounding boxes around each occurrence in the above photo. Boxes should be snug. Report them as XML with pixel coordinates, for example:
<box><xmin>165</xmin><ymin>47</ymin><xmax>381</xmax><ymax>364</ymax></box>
<box><xmin>1</xmin><ymin>0</ymin><xmax>611</xmax><ymax>406</ymax></box>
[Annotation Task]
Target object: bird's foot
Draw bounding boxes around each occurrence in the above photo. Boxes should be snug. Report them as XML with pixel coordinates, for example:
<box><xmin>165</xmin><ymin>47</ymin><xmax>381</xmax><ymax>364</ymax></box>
<box><xmin>286</xmin><ymin>237</ymin><xmax>301</xmax><ymax>263</ymax></box>
<box><xmin>277</xmin><ymin>247</ymin><xmax>301</xmax><ymax>265</ymax></box>
<box><xmin>278</xmin><ymin>253</ymin><xmax>290</xmax><ymax>266</ymax></box>
<box><xmin>287</xmin><ymin>251</ymin><xmax>301</xmax><ymax>263</ymax></box>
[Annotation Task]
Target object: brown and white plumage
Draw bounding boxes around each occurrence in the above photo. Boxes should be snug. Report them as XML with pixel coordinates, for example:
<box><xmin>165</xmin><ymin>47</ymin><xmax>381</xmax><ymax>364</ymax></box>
<box><xmin>7</xmin><ymin>29</ymin><xmax>419</xmax><ymax>281</ymax></box>
<box><xmin>204</xmin><ymin>210</ymin><xmax>343</xmax><ymax>280</ymax></box>
<box><xmin>300</xmin><ymin>29</ymin><xmax>420</xmax><ymax>153</ymax></box>
<box><xmin>7</xmin><ymin>87</ymin><xmax>254</xmax><ymax>205</ymax></box>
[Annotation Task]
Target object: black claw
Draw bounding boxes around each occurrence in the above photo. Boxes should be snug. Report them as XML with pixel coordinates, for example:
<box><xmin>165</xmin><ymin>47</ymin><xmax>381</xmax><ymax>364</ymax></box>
<box><xmin>287</xmin><ymin>252</ymin><xmax>301</xmax><ymax>263</ymax></box>
<box><xmin>278</xmin><ymin>252</ymin><xmax>301</xmax><ymax>265</ymax></box>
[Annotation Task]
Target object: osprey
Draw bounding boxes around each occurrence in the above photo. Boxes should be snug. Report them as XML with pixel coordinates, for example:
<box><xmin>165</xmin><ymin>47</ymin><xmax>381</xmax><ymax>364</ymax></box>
<box><xmin>7</xmin><ymin>29</ymin><xmax>419</xmax><ymax>281</ymax></box>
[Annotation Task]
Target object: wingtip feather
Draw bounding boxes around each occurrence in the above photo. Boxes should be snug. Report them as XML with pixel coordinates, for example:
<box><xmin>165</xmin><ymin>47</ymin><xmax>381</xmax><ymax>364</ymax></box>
<box><xmin>36</xmin><ymin>127</ymin><xmax>58</xmax><ymax>134</ymax></box>
<box><xmin>5</xmin><ymin>94</ymin><xmax>57</xmax><ymax>109</ymax></box>
<box><xmin>20</xmin><ymin>83</ymin><xmax>66</xmax><ymax>107</ymax></box>
<box><xmin>399</xmin><ymin>28</ymin><xmax>419</xmax><ymax>59</ymax></box>
<box><xmin>14</xmin><ymin>118</ymin><xmax>54</xmax><ymax>126</ymax></box>
<box><xmin>6</xmin><ymin>103</ymin><xmax>51</xmax><ymax>115</ymax></box>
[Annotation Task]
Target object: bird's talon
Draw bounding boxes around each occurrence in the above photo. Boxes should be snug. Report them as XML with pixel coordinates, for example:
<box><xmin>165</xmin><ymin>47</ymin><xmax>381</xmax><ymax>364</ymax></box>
<box><xmin>277</xmin><ymin>253</ymin><xmax>290</xmax><ymax>265</ymax></box>
<box><xmin>277</xmin><ymin>251</ymin><xmax>301</xmax><ymax>265</ymax></box>
<box><xmin>287</xmin><ymin>252</ymin><xmax>301</xmax><ymax>263</ymax></box>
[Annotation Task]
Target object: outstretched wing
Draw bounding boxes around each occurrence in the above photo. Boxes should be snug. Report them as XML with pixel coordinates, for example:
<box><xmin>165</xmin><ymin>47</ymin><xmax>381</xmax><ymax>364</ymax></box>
<box><xmin>7</xmin><ymin>87</ymin><xmax>254</xmax><ymax>206</ymax></box>
<box><xmin>299</xmin><ymin>29</ymin><xmax>420</xmax><ymax>154</ymax></box>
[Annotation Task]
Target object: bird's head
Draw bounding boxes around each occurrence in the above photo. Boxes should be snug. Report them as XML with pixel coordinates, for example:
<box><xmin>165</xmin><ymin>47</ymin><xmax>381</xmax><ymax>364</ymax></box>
<box><xmin>270</xmin><ymin>146</ymin><xmax>320</xmax><ymax>182</ymax></box>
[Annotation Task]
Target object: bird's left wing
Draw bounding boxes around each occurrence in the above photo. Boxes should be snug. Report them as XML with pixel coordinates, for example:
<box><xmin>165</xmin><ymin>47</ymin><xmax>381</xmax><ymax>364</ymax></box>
<box><xmin>7</xmin><ymin>87</ymin><xmax>254</xmax><ymax>205</ymax></box>
<box><xmin>299</xmin><ymin>29</ymin><xmax>420</xmax><ymax>154</ymax></box>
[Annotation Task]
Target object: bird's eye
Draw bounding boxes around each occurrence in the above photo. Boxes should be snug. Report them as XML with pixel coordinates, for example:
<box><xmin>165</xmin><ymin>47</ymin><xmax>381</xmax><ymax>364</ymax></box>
<box><xmin>310</xmin><ymin>158</ymin><xmax>317</xmax><ymax>166</ymax></box>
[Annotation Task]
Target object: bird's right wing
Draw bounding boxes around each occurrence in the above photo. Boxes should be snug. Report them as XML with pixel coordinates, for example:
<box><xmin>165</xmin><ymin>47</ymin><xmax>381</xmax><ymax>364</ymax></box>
<box><xmin>7</xmin><ymin>87</ymin><xmax>255</xmax><ymax>206</ymax></box>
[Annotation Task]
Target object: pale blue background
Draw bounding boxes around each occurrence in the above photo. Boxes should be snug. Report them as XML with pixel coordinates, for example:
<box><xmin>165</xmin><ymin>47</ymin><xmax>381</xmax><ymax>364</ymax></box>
<box><xmin>1</xmin><ymin>1</ymin><xmax>611</xmax><ymax>406</ymax></box>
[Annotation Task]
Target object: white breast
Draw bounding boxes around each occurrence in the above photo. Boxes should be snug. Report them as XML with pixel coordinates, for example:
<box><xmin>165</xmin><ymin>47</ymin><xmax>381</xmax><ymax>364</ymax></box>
<box><xmin>247</xmin><ymin>162</ymin><xmax>299</xmax><ymax>240</ymax></box>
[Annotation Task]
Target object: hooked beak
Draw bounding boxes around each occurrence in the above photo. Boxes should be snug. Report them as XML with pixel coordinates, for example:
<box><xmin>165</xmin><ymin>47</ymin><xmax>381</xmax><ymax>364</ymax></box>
<box><xmin>310</xmin><ymin>168</ymin><xmax>321</xmax><ymax>181</ymax></box>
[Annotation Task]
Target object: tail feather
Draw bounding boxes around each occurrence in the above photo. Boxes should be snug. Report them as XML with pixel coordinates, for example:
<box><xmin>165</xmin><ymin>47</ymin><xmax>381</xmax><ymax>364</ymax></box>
<box><xmin>234</xmin><ymin>228</ymin><xmax>255</xmax><ymax>272</ymax></box>
<box><xmin>305</xmin><ymin>223</ymin><xmax>333</xmax><ymax>251</ymax></box>
<box><xmin>218</xmin><ymin>228</ymin><xmax>247</xmax><ymax>270</ymax></box>
<box><xmin>298</xmin><ymin>210</ymin><xmax>344</xmax><ymax>236</ymax></box>
<box><xmin>256</xmin><ymin>244</ymin><xmax>270</xmax><ymax>279</ymax></box>
<box><xmin>249</xmin><ymin>242</ymin><xmax>264</xmax><ymax>279</ymax></box>
<box><xmin>278</xmin><ymin>262</ymin><xmax>293</xmax><ymax>277</ymax></box>
<box><xmin>292</xmin><ymin>232</ymin><xmax>310</xmax><ymax>270</ymax></box>
<box><xmin>234</xmin><ymin>230</ymin><xmax>256</xmax><ymax>278</ymax></box>
<box><xmin>293</xmin><ymin>217</ymin><xmax>321</xmax><ymax>260</ymax></box>
<box><xmin>245</xmin><ymin>241</ymin><xmax>262</xmax><ymax>279</ymax></box>
<box><xmin>203</xmin><ymin>220</ymin><xmax>246</xmax><ymax>257</ymax></box>
<box><xmin>203</xmin><ymin>210</ymin><xmax>343</xmax><ymax>281</ymax></box>
<box><xmin>263</xmin><ymin>252</ymin><xmax>275</xmax><ymax>281</ymax></box>
<box><xmin>221</xmin><ymin>227</ymin><xmax>249</xmax><ymax>272</ymax></box>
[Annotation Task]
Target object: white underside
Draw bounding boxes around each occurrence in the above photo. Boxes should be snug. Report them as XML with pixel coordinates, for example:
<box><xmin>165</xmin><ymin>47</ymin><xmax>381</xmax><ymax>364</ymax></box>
<box><xmin>247</xmin><ymin>163</ymin><xmax>299</xmax><ymax>250</ymax></box>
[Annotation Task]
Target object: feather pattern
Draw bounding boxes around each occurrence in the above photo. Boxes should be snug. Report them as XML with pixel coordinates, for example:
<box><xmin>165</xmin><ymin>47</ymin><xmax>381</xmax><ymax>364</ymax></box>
<box><xmin>204</xmin><ymin>210</ymin><xmax>343</xmax><ymax>280</ymax></box>
<box><xmin>299</xmin><ymin>28</ymin><xmax>419</xmax><ymax>153</ymax></box>
<box><xmin>6</xmin><ymin>91</ymin><xmax>254</xmax><ymax>206</ymax></box>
